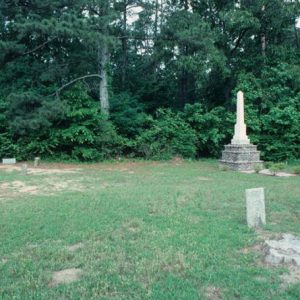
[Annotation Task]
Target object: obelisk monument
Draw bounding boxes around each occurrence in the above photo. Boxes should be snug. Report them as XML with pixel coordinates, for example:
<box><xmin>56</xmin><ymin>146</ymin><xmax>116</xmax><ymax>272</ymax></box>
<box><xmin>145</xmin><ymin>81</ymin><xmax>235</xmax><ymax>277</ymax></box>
<box><xmin>220</xmin><ymin>91</ymin><xmax>263</xmax><ymax>171</ymax></box>
<box><xmin>231</xmin><ymin>91</ymin><xmax>250</xmax><ymax>145</ymax></box>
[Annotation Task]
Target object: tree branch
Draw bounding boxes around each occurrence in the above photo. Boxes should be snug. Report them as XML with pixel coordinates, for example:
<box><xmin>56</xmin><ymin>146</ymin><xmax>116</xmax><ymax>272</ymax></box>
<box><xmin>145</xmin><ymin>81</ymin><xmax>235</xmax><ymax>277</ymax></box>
<box><xmin>22</xmin><ymin>37</ymin><xmax>57</xmax><ymax>56</ymax></box>
<box><xmin>230</xmin><ymin>29</ymin><xmax>248</xmax><ymax>55</ymax></box>
<box><xmin>0</xmin><ymin>37</ymin><xmax>57</xmax><ymax>69</ymax></box>
<box><xmin>49</xmin><ymin>74</ymin><xmax>102</xmax><ymax>97</ymax></box>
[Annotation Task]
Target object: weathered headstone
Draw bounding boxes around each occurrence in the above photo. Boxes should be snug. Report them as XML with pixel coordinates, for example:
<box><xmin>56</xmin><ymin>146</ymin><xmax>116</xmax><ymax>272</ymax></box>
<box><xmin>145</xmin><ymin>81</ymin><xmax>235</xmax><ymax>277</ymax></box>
<box><xmin>246</xmin><ymin>187</ymin><xmax>266</xmax><ymax>228</ymax></box>
<box><xmin>34</xmin><ymin>157</ymin><xmax>40</xmax><ymax>167</ymax></box>
<box><xmin>219</xmin><ymin>91</ymin><xmax>263</xmax><ymax>170</ymax></box>
<box><xmin>264</xmin><ymin>234</ymin><xmax>300</xmax><ymax>266</ymax></box>
<box><xmin>21</xmin><ymin>163</ymin><xmax>28</xmax><ymax>175</ymax></box>
<box><xmin>2</xmin><ymin>158</ymin><xmax>16</xmax><ymax>164</ymax></box>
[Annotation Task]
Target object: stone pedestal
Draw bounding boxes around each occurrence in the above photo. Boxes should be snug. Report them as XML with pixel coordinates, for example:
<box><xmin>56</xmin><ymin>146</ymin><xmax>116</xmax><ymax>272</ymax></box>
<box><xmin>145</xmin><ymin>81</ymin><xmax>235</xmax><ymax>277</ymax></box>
<box><xmin>219</xmin><ymin>91</ymin><xmax>263</xmax><ymax>171</ymax></box>
<box><xmin>220</xmin><ymin>144</ymin><xmax>263</xmax><ymax>171</ymax></box>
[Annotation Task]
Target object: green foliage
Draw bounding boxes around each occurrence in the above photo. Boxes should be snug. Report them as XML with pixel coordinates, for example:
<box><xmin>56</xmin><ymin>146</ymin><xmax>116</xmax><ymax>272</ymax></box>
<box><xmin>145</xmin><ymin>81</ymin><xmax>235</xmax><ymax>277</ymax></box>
<box><xmin>0</xmin><ymin>133</ymin><xmax>19</xmax><ymax>159</ymax></box>
<box><xmin>260</xmin><ymin>106</ymin><xmax>300</xmax><ymax>161</ymax></box>
<box><xmin>293</xmin><ymin>166</ymin><xmax>300</xmax><ymax>174</ymax></box>
<box><xmin>183</xmin><ymin>104</ymin><xmax>235</xmax><ymax>157</ymax></box>
<box><xmin>236</xmin><ymin>66</ymin><xmax>300</xmax><ymax>162</ymax></box>
<box><xmin>0</xmin><ymin>1</ymin><xmax>299</xmax><ymax>161</ymax></box>
<box><xmin>269</xmin><ymin>163</ymin><xmax>285</xmax><ymax>176</ymax></box>
<box><xmin>110</xmin><ymin>92</ymin><xmax>149</xmax><ymax>137</ymax></box>
<box><xmin>6</xmin><ymin>92</ymin><xmax>64</xmax><ymax>136</ymax></box>
<box><xmin>136</xmin><ymin>109</ymin><xmax>197</xmax><ymax>160</ymax></box>
<box><xmin>254</xmin><ymin>164</ymin><xmax>263</xmax><ymax>174</ymax></box>
<box><xmin>53</xmin><ymin>85</ymin><xmax>122</xmax><ymax>161</ymax></box>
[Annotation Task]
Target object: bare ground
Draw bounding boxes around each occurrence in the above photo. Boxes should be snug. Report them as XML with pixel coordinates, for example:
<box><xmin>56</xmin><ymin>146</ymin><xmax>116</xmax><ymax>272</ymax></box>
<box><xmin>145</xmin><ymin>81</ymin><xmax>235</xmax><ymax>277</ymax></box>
<box><xmin>49</xmin><ymin>268</ymin><xmax>83</xmax><ymax>287</ymax></box>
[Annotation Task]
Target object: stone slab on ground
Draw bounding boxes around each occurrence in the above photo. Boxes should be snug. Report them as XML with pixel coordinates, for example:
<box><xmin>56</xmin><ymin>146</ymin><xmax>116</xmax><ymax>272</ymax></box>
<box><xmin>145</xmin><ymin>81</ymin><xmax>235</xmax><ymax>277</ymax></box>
<box><xmin>259</xmin><ymin>169</ymin><xmax>297</xmax><ymax>177</ymax></box>
<box><xmin>264</xmin><ymin>234</ymin><xmax>300</xmax><ymax>266</ymax></box>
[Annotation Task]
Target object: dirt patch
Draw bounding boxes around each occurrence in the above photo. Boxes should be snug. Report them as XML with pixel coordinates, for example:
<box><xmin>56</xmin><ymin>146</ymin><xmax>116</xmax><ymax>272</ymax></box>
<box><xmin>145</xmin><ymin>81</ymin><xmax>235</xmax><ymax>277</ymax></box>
<box><xmin>197</xmin><ymin>176</ymin><xmax>211</xmax><ymax>181</ymax></box>
<box><xmin>47</xmin><ymin>180</ymin><xmax>84</xmax><ymax>193</ymax></box>
<box><xmin>0</xmin><ymin>164</ymin><xmax>81</xmax><ymax>175</ymax></box>
<box><xmin>240</xmin><ymin>243</ymin><xmax>263</xmax><ymax>255</ymax></box>
<box><xmin>0</xmin><ymin>179</ymin><xmax>84</xmax><ymax>199</ymax></box>
<box><xmin>0</xmin><ymin>181</ymin><xmax>39</xmax><ymax>196</ymax></box>
<box><xmin>49</xmin><ymin>268</ymin><xmax>83</xmax><ymax>287</ymax></box>
<box><xmin>255</xmin><ymin>229</ymin><xmax>283</xmax><ymax>241</ymax></box>
<box><xmin>67</xmin><ymin>243</ymin><xmax>84</xmax><ymax>252</ymax></box>
<box><xmin>203</xmin><ymin>286</ymin><xmax>222</xmax><ymax>300</ymax></box>
<box><xmin>1</xmin><ymin>258</ymin><xmax>8</xmax><ymax>264</ymax></box>
<box><xmin>160</xmin><ymin>251</ymin><xmax>187</xmax><ymax>274</ymax></box>
<box><xmin>28</xmin><ymin>168</ymin><xmax>80</xmax><ymax>175</ymax></box>
<box><xmin>280</xmin><ymin>266</ymin><xmax>300</xmax><ymax>288</ymax></box>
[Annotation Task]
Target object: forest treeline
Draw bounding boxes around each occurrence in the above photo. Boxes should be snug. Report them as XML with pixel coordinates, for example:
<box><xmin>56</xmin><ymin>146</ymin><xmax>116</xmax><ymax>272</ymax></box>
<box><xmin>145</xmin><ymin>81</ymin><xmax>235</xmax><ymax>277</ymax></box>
<box><xmin>0</xmin><ymin>0</ymin><xmax>299</xmax><ymax>161</ymax></box>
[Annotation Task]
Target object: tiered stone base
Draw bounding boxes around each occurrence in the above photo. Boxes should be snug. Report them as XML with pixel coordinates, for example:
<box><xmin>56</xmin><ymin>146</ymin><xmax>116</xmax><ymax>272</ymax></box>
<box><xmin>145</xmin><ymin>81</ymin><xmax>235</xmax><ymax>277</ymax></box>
<box><xmin>220</xmin><ymin>144</ymin><xmax>263</xmax><ymax>171</ymax></box>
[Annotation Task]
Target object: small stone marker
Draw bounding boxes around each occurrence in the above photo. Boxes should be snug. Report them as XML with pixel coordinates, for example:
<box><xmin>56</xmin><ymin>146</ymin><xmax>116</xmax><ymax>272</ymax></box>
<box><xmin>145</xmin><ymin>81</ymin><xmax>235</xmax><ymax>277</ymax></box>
<box><xmin>2</xmin><ymin>158</ymin><xmax>16</xmax><ymax>164</ymax></box>
<box><xmin>21</xmin><ymin>164</ymin><xmax>28</xmax><ymax>175</ymax></box>
<box><xmin>246</xmin><ymin>187</ymin><xmax>266</xmax><ymax>228</ymax></box>
<box><xmin>34</xmin><ymin>157</ymin><xmax>40</xmax><ymax>167</ymax></box>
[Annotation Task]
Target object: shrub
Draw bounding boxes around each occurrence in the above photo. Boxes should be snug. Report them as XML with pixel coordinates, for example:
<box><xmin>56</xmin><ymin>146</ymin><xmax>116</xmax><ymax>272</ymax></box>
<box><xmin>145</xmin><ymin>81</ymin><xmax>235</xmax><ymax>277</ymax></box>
<box><xmin>110</xmin><ymin>92</ymin><xmax>149</xmax><ymax>138</ymax></box>
<box><xmin>182</xmin><ymin>104</ymin><xmax>234</xmax><ymax>157</ymax></box>
<box><xmin>254</xmin><ymin>164</ymin><xmax>263</xmax><ymax>173</ymax></box>
<box><xmin>136</xmin><ymin>109</ymin><xmax>197</xmax><ymax>159</ymax></box>
<box><xmin>269</xmin><ymin>162</ymin><xmax>285</xmax><ymax>176</ymax></box>
<box><xmin>53</xmin><ymin>85</ymin><xmax>123</xmax><ymax>161</ymax></box>
<box><xmin>0</xmin><ymin>133</ymin><xmax>20</xmax><ymax>159</ymax></box>
<box><xmin>293</xmin><ymin>166</ymin><xmax>300</xmax><ymax>175</ymax></box>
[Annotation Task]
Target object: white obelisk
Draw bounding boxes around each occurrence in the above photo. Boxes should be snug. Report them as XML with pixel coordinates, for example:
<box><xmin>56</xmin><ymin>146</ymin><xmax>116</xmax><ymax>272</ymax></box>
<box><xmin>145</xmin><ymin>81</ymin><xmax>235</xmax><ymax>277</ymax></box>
<box><xmin>231</xmin><ymin>91</ymin><xmax>250</xmax><ymax>145</ymax></box>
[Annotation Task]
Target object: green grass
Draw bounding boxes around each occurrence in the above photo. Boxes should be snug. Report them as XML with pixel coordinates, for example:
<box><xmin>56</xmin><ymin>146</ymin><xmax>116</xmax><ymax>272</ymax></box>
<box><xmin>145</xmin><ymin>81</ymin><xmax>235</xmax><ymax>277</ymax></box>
<box><xmin>0</xmin><ymin>160</ymin><xmax>300</xmax><ymax>299</ymax></box>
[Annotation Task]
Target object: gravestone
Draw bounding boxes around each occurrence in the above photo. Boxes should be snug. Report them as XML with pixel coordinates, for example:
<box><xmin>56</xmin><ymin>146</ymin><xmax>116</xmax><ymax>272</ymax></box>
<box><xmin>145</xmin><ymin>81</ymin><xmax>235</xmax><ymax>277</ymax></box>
<box><xmin>21</xmin><ymin>164</ymin><xmax>28</xmax><ymax>176</ymax></box>
<box><xmin>34</xmin><ymin>157</ymin><xmax>40</xmax><ymax>167</ymax></box>
<box><xmin>246</xmin><ymin>187</ymin><xmax>266</xmax><ymax>228</ymax></box>
<box><xmin>2</xmin><ymin>158</ymin><xmax>16</xmax><ymax>164</ymax></box>
<box><xmin>219</xmin><ymin>91</ymin><xmax>263</xmax><ymax>170</ymax></box>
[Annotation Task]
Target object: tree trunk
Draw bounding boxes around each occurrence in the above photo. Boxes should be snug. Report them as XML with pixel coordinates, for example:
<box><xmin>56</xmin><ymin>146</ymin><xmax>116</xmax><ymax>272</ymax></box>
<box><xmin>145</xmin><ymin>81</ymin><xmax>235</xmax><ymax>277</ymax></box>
<box><xmin>154</xmin><ymin>0</ymin><xmax>159</xmax><ymax>38</ymax></box>
<box><xmin>99</xmin><ymin>43</ymin><xmax>109</xmax><ymax>116</ymax></box>
<box><xmin>179</xmin><ymin>68</ymin><xmax>188</xmax><ymax>108</ymax></box>
<box><xmin>261</xmin><ymin>5</ymin><xmax>266</xmax><ymax>57</ymax></box>
<box><xmin>121</xmin><ymin>0</ymin><xmax>128</xmax><ymax>89</ymax></box>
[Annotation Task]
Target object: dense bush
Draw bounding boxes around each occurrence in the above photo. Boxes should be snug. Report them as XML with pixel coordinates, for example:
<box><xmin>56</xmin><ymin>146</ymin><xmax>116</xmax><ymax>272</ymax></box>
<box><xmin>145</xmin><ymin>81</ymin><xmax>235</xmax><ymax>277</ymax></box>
<box><xmin>1</xmin><ymin>78</ymin><xmax>300</xmax><ymax>162</ymax></box>
<box><xmin>110</xmin><ymin>92</ymin><xmax>149</xmax><ymax>138</ymax></box>
<box><xmin>136</xmin><ymin>109</ymin><xmax>197</xmax><ymax>159</ymax></box>
<box><xmin>51</xmin><ymin>86</ymin><xmax>123</xmax><ymax>161</ymax></box>
<box><xmin>236</xmin><ymin>67</ymin><xmax>300</xmax><ymax>162</ymax></box>
<box><xmin>182</xmin><ymin>104</ymin><xmax>235</xmax><ymax>157</ymax></box>
<box><xmin>1</xmin><ymin>85</ymin><xmax>123</xmax><ymax>161</ymax></box>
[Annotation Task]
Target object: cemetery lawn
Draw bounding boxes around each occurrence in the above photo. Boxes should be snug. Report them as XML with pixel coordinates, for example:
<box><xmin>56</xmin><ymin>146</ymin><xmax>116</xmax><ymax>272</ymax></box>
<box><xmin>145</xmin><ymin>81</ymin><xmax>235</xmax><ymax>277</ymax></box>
<box><xmin>0</xmin><ymin>160</ymin><xmax>300</xmax><ymax>299</ymax></box>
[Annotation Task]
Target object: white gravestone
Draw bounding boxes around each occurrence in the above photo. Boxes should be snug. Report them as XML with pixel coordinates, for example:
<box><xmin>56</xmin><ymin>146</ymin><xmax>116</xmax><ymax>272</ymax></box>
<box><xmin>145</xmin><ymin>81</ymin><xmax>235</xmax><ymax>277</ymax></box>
<box><xmin>2</xmin><ymin>158</ymin><xmax>16</xmax><ymax>164</ymax></box>
<box><xmin>246</xmin><ymin>188</ymin><xmax>266</xmax><ymax>228</ymax></box>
